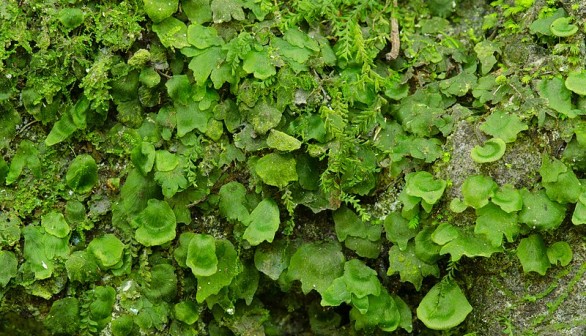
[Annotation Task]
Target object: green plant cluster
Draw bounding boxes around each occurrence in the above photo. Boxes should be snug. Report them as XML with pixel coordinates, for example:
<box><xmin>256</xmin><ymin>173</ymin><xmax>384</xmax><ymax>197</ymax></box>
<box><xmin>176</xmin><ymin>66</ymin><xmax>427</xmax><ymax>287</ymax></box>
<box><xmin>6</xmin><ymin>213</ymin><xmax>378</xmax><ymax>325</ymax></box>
<box><xmin>1</xmin><ymin>0</ymin><xmax>586</xmax><ymax>334</ymax></box>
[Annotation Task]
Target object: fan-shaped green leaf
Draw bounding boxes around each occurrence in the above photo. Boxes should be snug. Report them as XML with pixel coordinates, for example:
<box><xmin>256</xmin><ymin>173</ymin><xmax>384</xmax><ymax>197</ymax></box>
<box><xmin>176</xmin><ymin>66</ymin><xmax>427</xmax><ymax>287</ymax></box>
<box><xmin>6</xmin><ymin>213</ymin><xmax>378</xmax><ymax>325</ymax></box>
<box><xmin>417</xmin><ymin>279</ymin><xmax>472</xmax><ymax>330</ymax></box>
<box><xmin>565</xmin><ymin>71</ymin><xmax>586</xmax><ymax>96</ymax></box>
<box><xmin>287</xmin><ymin>242</ymin><xmax>345</xmax><ymax>295</ymax></box>
<box><xmin>195</xmin><ymin>239</ymin><xmax>240</xmax><ymax>303</ymax></box>
<box><xmin>243</xmin><ymin>49</ymin><xmax>276</xmax><ymax>80</ymax></box>
<box><xmin>550</xmin><ymin>17</ymin><xmax>578</xmax><ymax>37</ymax></box>
<box><xmin>186</xmin><ymin>233</ymin><xmax>218</xmax><ymax>277</ymax></box>
<box><xmin>479</xmin><ymin>110</ymin><xmax>528</xmax><ymax>143</ymax></box>
<box><xmin>404</xmin><ymin>171</ymin><xmax>447</xmax><ymax>205</ymax></box>
<box><xmin>218</xmin><ymin>181</ymin><xmax>249</xmax><ymax>222</ymax></box>
<box><xmin>255</xmin><ymin>153</ymin><xmax>297</xmax><ymax>187</ymax></box>
<box><xmin>133</xmin><ymin>199</ymin><xmax>177</xmax><ymax>246</ymax></box>
<box><xmin>474</xmin><ymin>202</ymin><xmax>519</xmax><ymax>247</ymax></box>
<box><xmin>0</xmin><ymin>251</ymin><xmax>17</xmax><ymax>287</ymax></box>
<box><xmin>461</xmin><ymin>175</ymin><xmax>498</xmax><ymax>209</ymax></box>
<box><xmin>470</xmin><ymin>138</ymin><xmax>506</xmax><ymax>163</ymax></box>
<box><xmin>144</xmin><ymin>0</ymin><xmax>178</xmax><ymax>23</ymax></box>
<box><xmin>388</xmin><ymin>242</ymin><xmax>440</xmax><ymax>290</ymax></box>
<box><xmin>66</xmin><ymin>154</ymin><xmax>98</xmax><ymax>194</ymax></box>
<box><xmin>492</xmin><ymin>184</ymin><xmax>523</xmax><ymax>213</ymax></box>
<box><xmin>88</xmin><ymin>234</ymin><xmax>125</xmax><ymax>269</ymax></box>
<box><xmin>243</xmin><ymin>198</ymin><xmax>280</xmax><ymax>246</ymax></box>
<box><xmin>547</xmin><ymin>241</ymin><xmax>573</xmax><ymax>266</ymax></box>
<box><xmin>41</xmin><ymin>212</ymin><xmax>70</xmax><ymax>238</ymax></box>
<box><xmin>516</xmin><ymin>234</ymin><xmax>550</xmax><ymax>275</ymax></box>
<box><xmin>267</xmin><ymin>129</ymin><xmax>302</xmax><ymax>152</ymax></box>
<box><xmin>518</xmin><ymin>189</ymin><xmax>566</xmax><ymax>231</ymax></box>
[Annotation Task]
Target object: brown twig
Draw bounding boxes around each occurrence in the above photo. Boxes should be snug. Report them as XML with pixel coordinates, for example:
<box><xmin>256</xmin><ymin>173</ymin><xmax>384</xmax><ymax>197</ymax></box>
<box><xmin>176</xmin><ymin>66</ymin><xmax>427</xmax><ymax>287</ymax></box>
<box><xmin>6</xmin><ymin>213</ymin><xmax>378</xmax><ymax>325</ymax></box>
<box><xmin>385</xmin><ymin>0</ymin><xmax>400</xmax><ymax>61</ymax></box>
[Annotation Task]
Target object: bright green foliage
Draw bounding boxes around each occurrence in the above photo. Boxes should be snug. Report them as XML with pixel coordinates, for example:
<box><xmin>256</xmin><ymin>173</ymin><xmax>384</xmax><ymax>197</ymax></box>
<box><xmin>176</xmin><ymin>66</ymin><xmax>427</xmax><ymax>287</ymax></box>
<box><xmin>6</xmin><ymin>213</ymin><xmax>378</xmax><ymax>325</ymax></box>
<box><xmin>415</xmin><ymin>227</ymin><xmax>443</xmax><ymax>264</ymax></box>
<box><xmin>572</xmin><ymin>193</ymin><xmax>586</xmax><ymax>225</ymax></box>
<box><xmin>565</xmin><ymin>71</ymin><xmax>586</xmax><ymax>96</ymax></box>
<box><xmin>255</xmin><ymin>153</ymin><xmax>298</xmax><ymax>187</ymax></box>
<box><xmin>65</xmin><ymin>251</ymin><xmax>101</xmax><ymax>284</ymax></box>
<box><xmin>174</xmin><ymin>301</ymin><xmax>199</xmax><ymax>325</ymax></box>
<box><xmin>474</xmin><ymin>41</ymin><xmax>499</xmax><ymax>75</ymax></box>
<box><xmin>248</xmin><ymin>101</ymin><xmax>282</xmax><ymax>135</ymax></box>
<box><xmin>0</xmin><ymin>214</ymin><xmax>21</xmax><ymax>247</ymax></box>
<box><xmin>547</xmin><ymin>241</ymin><xmax>573</xmax><ymax>266</ymax></box>
<box><xmin>131</xmin><ymin>142</ymin><xmax>156</xmax><ymax>175</ymax></box>
<box><xmin>322</xmin><ymin>259</ymin><xmax>381</xmax><ymax>307</ymax></box>
<box><xmin>23</xmin><ymin>225</ymin><xmax>69</xmax><ymax>280</ymax></box>
<box><xmin>89</xmin><ymin>286</ymin><xmax>116</xmax><ymax>322</ymax></box>
<box><xmin>58</xmin><ymin>8</ymin><xmax>85</xmax><ymax>29</ymax></box>
<box><xmin>186</xmin><ymin>234</ymin><xmax>218</xmax><ymax>277</ymax></box>
<box><xmin>542</xmin><ymin>169</ymin><xmax>581</xmax><ymax>204</ymax></box>
<box><xmin>479</xmin><ymin>110</ymin><xmax>528</xmax><ymax>143</ymax></box>
<box><xmin>287</xmin><ymin>242</ymin><xmax>345</xmax><ymax>295</ymax></box>
<box><xmin>195</xmin><ymin>239</ymin><xmax>240</xmax><ymax>303</ymax></box>
<box><xmin>387</xmin><ymin>242</ymin><xmax>440</xmax><ymax>291</ymax></box>
<box><xmin>87</xmin><ymin>234</ymin><xmax>125</xmax><ymax>269</ymax></box>
<box><xmin>111</xmin><ymin>315</ymin><xmax>137</xmax><ymax>336</ymax></box>
<box><xmin>145</xmin><ymin>264</ymin><xmax>177</xmax><ymax>302</ymax></box>
<box><xmin>433</xmin><ymin>224</ymin><xmax>503</xmax><ymax>262</ymax></box>
<box><xmin>474</xmin><ymin>203</ymin><xmax>520</xmax><ymax>247</ymax></box>
<box><xmin>6</xmin><ymin>140</ymin><xmax>41</xmax><ymax>185</ymax></box>
<box><xmin>243</xmin><ymin>49</ymin><xmax>276</xmax><ymax>80</ymax></box>
<box><xmin>187</xmin><ymin>24</ymin><xmax>222</xmax><ymax>48</ymax></box>
<box><xmin>66</xmin><ymin>154</ymin><xmax>98</xmax><ymax>194</ymax></box>
<box><xmin>549</xmin><ymin>17</ymin><xmax>578</xmax><ymax>37</ymax></box>
<box><xmin>461</xmin><ymin>175</ymin><xmax>498</xmax><ymax>209</ymax></box>
<box><xmin>0</xmin><ymin>251</ymin><xmax>17</xmax><ymax>287</ymax></box>
<box><xmin>153</xmin><ymin>18</ymin><xmax>189</xmax><ymax>49</ymax></box>
<box><xmin>470</xmin><ymin>138</ymin><xmax>506</xmax><ymax>163</ymax></box>
<box><xmin>518</xmin><ymin>189</ymin><xmax>566</xmax><ymax>231</ymax></box>
<box><xmin>44</xmin><ymin>298</ymin><xmax>80</xmax><ymax>335</ymax></box>
<box><xmin>383</xmin><ymin>212</ymin><xmax>419</xmax><ymax>251</ymax></box>
<box><xmin>144</xmin><ymin>0</ymin><xmax>178</xmax><ymax>23</ymax></box>
<box><xmin>529</xmin><ymin>7</ymin><xmax>564</xmax><ymax>34</ymax></box>
<box><xmin>243</xmin><ymin>198</ymin><xmax>280</xmax><ymax>246</ymax></box>
<box><xmin>211</xmin><ymin>0</ymin><xmax>245</xmax><ymax>23</ymax></box>
<box><xmin>41</xmin><ymin>212</ymin><xmax>70</xmax><ymax>239</ymax></box>
<box><xmin>402</xmin><ymin>171</ymin><xmax>447</xmax><ymax>213</ymax></box>
<box><xmin>254</xmin><ymin>239</ymin><xmax>296</xmax><ymax>281</ymax></box>
<box><xmin>536</xmin><ymin>77</ymin><xmax>574</xmax><ymax>116</ymax></box>
<box><xmin>4</xmin><ymin>0</ymin><xmax>586</xmax><ymax>333</ymax></box>
<box><xmin>133</xmin><ymin>199</ymin><xmax>177</xmax><ymax>246</ymax></box>
<box><xmin>516</xmin><ymin>234</ymin><xmax>550</xmax><ymax>275</ymax></box>
<box><xmin>492</xmin><ymin>184</ymin><xmax>523</xmax><ymax>213</ymax></box>
<box><xmin>349</xmin><ymin>290</ymin><xmax>401</xmax><ymax>332</ymax></box>
<box><xmin>218</xmin><ymin>181</ymin><xmax>249</xmax><ymax>222</ymax></box>
<box><xmin>417</xmin><ymin>279</ymin><xmax>472</xmax><ymax>330</ymax></box>
<box><xmin>267</xmin><ymin>130</ymin><xmax>302</xmax><ymax>152</ymax></box>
